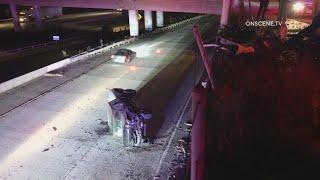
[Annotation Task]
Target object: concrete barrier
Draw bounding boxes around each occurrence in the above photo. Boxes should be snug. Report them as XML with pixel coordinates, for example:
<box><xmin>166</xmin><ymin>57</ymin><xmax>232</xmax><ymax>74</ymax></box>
<box><xmin>0</xmin><ymin>38</ymin><xmax>135</xmax><ymax>94</ymax></box>
<box><xmin>0</xmin><ymin>16</ymin><xmax>202</xmax><ymax>94</ymax></box>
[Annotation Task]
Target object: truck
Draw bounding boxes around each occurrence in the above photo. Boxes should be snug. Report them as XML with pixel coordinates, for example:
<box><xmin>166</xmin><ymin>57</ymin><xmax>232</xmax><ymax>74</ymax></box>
<box><xmin>19</xmin><ymin>7</ymin><xmax>62</xmax><ymax>22</ymax></box>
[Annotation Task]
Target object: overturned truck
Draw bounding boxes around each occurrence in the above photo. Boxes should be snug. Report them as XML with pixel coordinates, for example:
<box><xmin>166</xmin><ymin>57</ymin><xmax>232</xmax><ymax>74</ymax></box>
<box><xmin>106</xmin><ymin>88</ymin><xmax>152</xmax><ymax>147</ymax></box>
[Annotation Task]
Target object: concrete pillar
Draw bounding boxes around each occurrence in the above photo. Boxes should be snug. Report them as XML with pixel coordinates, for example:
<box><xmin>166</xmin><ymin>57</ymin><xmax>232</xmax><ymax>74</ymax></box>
<box><xmin>220</xmin><ymin>0</ymin><xmax>231</xmax><ymax>29</ymax></box>
<box><xmin>9</xmin><ymin>3</ymin><xmax>20</xmax><ymax>32</ymax></box>
<box><xmin>156</xmin><ymin>11</ymin><xmax>164</xmax><ymax>27</ymax></box>
<box><xmin>33</xmin><ymin>5</ymin><xmax>42</xmax><ymax>29</ymax></box>
<box><xmin>128</xmin><ymin>10</ymin><xmax>139</xmax><ymax>36</ymax></box>
<box><xmin>144</xmin><ymin>10</ymin><xmax>153</xmax><ymax>31</ymax></box>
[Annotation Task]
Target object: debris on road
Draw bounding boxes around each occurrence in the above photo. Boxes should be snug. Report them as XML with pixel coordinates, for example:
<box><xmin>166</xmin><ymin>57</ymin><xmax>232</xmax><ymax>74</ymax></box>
<box><xmin>95</xmin><ymin>121</ymin><xmax>110</xmax><ymax>136</ymax></box>
<box><xmin>175</xmin><ymin>139</ymin><xmax>187</xmax><ymax>157</ymax></box>
<box><xmin>42</xmin><ymin>148</ymin><xmax>50</xmax><ymax>152</ymax></box>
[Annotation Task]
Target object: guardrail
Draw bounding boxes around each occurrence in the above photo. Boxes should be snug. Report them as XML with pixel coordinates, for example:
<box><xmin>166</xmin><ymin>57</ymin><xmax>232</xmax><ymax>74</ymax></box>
<box><xmin>0</xmin><ymin>15</ymin><xmax>203</xmax><ymax>94</ymax></box>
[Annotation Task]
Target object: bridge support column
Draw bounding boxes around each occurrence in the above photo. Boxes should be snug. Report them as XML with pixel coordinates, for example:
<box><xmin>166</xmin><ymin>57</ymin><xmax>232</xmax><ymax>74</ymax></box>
<box><xmin>33</xmin><ymin>5</ymin><xmax>42</xmax><ymax>29</ymax></box>
<box><xmin>144</xmin><ymin>10</ymin><xmax>153</xmax><ymax>31</ymax></box>
<box><xmin>9</xmin><ymin>3</ymin><xmax>20</xmax><ymax>32</ymax></box>
<box><xmin>220</xmin><ymin>0</ymin><xmax>230</xmax><ymax>29</ymax></box>
<box><xmin>156</xmin><ymin>11</ymin><xmax>164</xmax><ymax>27</ymax></box>
<box><xmin>128</xmin><ymin>10</ymin><xmax>139</xmax><ymax>36</ymax></box>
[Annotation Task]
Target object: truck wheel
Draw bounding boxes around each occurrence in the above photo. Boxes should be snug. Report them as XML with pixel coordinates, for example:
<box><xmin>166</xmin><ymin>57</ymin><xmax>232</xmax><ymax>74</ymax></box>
<box><xmin>123</xmin><ymin>125</ymin><xmax>131</xmax><ymax>147</ymax></box>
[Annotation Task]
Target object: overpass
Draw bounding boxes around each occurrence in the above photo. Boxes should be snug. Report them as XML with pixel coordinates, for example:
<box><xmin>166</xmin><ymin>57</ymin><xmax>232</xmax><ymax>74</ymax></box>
<box><xmin>0</xmin><ymin>0</ymin><xmax>230</xmax><ymax>35</ymax></box>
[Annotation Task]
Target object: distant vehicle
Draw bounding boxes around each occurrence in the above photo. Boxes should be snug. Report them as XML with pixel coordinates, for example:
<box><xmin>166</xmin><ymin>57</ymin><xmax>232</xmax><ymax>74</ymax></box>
<box><xmin>18</xmin><ymin>11</ymin><xmax>32</xmax><ymax>22</ymax></box>
<box><xmin>19</xmin><ymin>7</ymin><xmax>62</xmax><ymax>23</ymax></box>
<box><xmin>110</xmin><ymin>49</ymin><xmax>136</xmax><ymax>63</ymax></box>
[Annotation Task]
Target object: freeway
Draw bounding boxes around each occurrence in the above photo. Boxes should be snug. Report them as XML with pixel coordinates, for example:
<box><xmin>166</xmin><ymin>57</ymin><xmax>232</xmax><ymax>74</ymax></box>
<box><xmin>0</xmin><ymin>11</ymin><xmax>124</xmax><ymax>52</ymax></box>
<box><xmin>0</xmin><ymin>11</ymin><xmax>195</xmax><ymax>83</ymax></box>
<box><xmin>0</xmin><ymin>16</ymin><xmax>216</xmax><ymax>179</ymax></box>
<box><xmin>0</xmin><ymin>11</ymin><xmax>122</xmax><ymax>32</ymax></box>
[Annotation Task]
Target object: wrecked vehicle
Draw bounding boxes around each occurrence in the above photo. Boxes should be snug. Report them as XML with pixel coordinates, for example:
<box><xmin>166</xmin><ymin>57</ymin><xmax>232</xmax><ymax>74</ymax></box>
<box><xmin>108</xmin><ymin>88</ymin><xmax>152</xmax><ymax>147</ymax></box>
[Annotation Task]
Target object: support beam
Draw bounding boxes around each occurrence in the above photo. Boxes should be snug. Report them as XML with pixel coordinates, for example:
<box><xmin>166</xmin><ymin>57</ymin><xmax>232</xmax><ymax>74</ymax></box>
<box><xmin>128</xmin><ymin>10</ymin><xmax>139</xmax><ymax>36</ymax></box>
<box><xmin>144</xmin><ymin>10</ymin><xmax>153</xmax><ymax>31</ymax></box>
<box><xmin>9</xmin><ymin>3</ymin><xmax>20</xmax><ymax>32</ymax></box>
<box><xmin>33</xmin><ymin>5</ymin><xmax>42</xmax><ymax>29</ymax></box>
<box><xmin>156</xmin><ymin>11</ymin><xmax>164</xmax><ymax>27</ymax></box>
<box><xmin>0</xmin><ymin>0</ymin><xmax>222</xmax><ymax>14</ymax></box>
<box><xmin>220</xmin><ymin>0</ymin><xmax>230</xmax><ymax>28</ymax></box>
<box><xmin>313</xmin><ymin>0</ymin><xmax>320</xmax><ymax>17</ymax></box>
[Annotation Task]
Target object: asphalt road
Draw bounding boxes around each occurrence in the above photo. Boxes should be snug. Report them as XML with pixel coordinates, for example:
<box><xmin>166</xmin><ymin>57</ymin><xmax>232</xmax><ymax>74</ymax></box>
<box><xmin>0</xmin><ymin>11</ymin><xmax>196</xmax><ymax>83</ymax></box>
<box><xmin>0</xmin><ymin>16</ymin><xmax>216</xmax><ymax>179</ymax></box>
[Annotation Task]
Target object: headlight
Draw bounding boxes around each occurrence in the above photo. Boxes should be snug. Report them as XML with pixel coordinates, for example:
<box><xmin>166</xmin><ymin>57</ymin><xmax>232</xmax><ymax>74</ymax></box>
<box><xmin>292</xmin><ymin>2</ymin><xmax>305</xmax><ymax>12</ymax></box>
<box><xmin>19</xmin><ymin>18</ymin><xmax>24</xmax><ymax>22</ymax></box>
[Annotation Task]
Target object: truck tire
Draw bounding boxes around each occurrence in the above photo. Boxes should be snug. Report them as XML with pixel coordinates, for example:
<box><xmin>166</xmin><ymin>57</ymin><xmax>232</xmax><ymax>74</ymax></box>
<box><xmin>139</xmin><ymin>109</ymin><xmax>152</xmax><ymax>120</ymax></box>
<box><xmin>123</xmin><ymin>125</ymin><xmax>131</xmax><ymax>147</ymax></box>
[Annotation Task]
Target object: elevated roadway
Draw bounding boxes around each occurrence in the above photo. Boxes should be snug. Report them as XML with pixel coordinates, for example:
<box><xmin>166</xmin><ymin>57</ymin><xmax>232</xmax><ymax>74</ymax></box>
<box><xmin>0</xmin><ymin>16</ymin><xmax>217</xmax><ymax>179</ymax></box>
<box><xmin>0</xmin><ymin>0</ymin><xmax>222</xmax><ymax>14</ymax></box>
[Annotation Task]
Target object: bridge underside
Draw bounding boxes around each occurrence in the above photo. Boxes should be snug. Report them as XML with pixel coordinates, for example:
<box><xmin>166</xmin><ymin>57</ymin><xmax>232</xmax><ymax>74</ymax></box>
<box><xmin>0</xmin><ymin>0</ymin><xmax>222</xmax><ymax>14</ymax></box>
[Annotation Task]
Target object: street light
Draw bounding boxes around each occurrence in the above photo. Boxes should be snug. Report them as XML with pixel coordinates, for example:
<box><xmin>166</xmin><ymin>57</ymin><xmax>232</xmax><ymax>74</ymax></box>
<box><xmin>292</xmin><ymin>2</ymin><xmax>305</xmax><ymax>12</ymax></box>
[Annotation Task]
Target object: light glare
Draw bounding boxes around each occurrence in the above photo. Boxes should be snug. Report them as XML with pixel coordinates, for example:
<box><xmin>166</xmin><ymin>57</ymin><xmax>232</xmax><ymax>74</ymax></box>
<box><xmin>292</xmin><ymin>2</ymin><xmax>305</xmax><ymax>12</ymax></box>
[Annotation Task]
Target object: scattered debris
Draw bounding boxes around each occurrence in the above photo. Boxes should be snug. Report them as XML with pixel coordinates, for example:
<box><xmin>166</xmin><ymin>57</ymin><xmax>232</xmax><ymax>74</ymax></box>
<box><xmin>175</xmin><ymin>139</ymin><xmax>187</xmax><ymax>157</ymax></box>
<box><xmin>52</xmin><ymin>126</ymin><xmax>57</xmax><ymax>131</ymax></box>
<box><xmin>184</xmin><ymin>127</ymin><xmax>191</xmax><ymax>132</ymax></box>
<box><xmin>84</xmin><ymin>130</ymin><xmax>93</xmax><ymax>135</ymax></box>
<box><xmin>94</xmin><ymin>120</ymin><xmax>110</xmax><ymax>136</ymax></box>
<box><xmin>184</xmin><ymin>121</ymin><xmax>192</xmax><ymax>127</ymax></box>
<box><xmin>42</xmin><ymin>148</ymin><xmax>50</xmax><ymax>152</ymax></box>
<box><xmin>99</xmin><ymin>121</ymin><xmax>109</xmax><ymax>126</ymax></box>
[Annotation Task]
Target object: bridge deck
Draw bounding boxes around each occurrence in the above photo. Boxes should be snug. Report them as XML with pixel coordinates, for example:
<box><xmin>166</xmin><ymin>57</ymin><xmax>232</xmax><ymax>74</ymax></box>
<box><xmin>0</xmin><ymin>0</ymin><xmax>222</xmax><ymax>14</ymax></box>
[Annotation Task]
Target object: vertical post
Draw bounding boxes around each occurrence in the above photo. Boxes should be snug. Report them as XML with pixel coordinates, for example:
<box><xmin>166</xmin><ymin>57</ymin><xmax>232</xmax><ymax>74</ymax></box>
<box><xmin>128</xmin><ymin>10</ymin><xmax>139</xmax><ymax>36</ymax></box>
<box><xmin>192</xmin><ymin>26</ymin><xmax>215</xmax><ymax>91</ymax></box>
<box><xmin>191</xmin><ymin>84</ymin><xmax>208</xmax><ymax>180</ymax></box>
<box><xmin>313</xmin><ymin>0</ymin><xmax>319</xmax><ymax>17</ymax></box>
<box><xmin>156</xmin><ymin>11</ymin><xmax>164</xmax><ymax>27</ymax></box>
<box><xmin>9</xmin><ymin>3</ymin><xmax>20</xmax><ymax>32</ymax></box>
<box><xmin>220</xmin><ymin>0</ymin><xmax>231</xmax><ymax>29</ymax></box>
<box><xmin>144</xmin><ymin>10</ymin><xmax>153</xmax><ymax>31</ymax></box>
<box><xmin>33</xmin><ymin>5</ymin><xmax>42</xmax><ymax>29</ymax></box>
